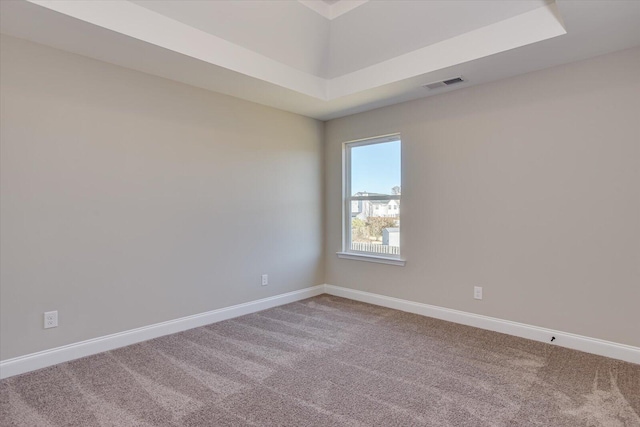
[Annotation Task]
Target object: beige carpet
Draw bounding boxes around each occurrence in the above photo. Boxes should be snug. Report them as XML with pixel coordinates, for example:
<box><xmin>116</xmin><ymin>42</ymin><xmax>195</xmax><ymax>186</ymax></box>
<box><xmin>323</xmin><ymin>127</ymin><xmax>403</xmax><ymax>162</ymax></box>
<box><xmin>1</xmin><ymin>295</ymin><xmax>639</xmax><ymax>426</ymax></box>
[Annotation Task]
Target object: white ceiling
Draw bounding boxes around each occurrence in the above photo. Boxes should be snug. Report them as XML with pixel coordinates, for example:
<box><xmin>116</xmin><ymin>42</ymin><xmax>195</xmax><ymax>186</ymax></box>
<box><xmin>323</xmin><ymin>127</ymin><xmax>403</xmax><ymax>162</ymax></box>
<box><xmin>299</xmin><ymin>0</ymin><xmax>369</xmax><ymax>20</ymax></box>
<box><xmin>1</xmin><ymin>0</ymin><xmax>639</xmax><ymax>120</ymax></box>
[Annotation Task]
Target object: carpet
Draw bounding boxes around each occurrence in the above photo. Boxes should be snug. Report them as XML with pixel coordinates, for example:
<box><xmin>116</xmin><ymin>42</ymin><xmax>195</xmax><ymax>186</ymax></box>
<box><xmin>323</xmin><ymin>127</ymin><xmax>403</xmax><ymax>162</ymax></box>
<box><xmin>1</xmin><ymin>295</ymin><xmax>638</xmax><ymax>426</ymax></box>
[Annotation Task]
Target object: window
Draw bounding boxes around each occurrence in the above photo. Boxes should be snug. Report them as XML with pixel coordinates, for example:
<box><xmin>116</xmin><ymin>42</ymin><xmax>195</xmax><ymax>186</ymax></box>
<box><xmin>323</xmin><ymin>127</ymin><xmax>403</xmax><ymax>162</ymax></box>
<box><xmin>338</xmin><ymin>134</ymin><xmax>404</xmax><ymax>266</ymax></box>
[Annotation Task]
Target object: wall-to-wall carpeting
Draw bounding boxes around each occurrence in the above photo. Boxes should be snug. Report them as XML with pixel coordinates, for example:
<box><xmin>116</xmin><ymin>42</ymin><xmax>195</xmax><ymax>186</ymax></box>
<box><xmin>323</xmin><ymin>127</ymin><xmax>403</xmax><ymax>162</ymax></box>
<box><xmin>1</xmin><ymin>295</ymin><xmax>638</xmax><ymax>426</ymax></box>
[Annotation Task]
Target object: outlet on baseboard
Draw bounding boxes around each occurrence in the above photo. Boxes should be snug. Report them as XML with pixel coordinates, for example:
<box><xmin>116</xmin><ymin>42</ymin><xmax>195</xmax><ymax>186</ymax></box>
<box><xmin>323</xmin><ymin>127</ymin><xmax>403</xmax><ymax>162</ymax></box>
<box><xmin>474</xmin><ymin>286</ymin><xmax>483</xmax><ymax>300</ymax></box>
<box><xmin>261</xmin><ymin>274</ymin><xmax>268</xmax><ymax>286</ymax></box>
<box><xmin>44</xmin><ymin>311</ymin><xmax>58</xmax><ymax>329</ymax></box>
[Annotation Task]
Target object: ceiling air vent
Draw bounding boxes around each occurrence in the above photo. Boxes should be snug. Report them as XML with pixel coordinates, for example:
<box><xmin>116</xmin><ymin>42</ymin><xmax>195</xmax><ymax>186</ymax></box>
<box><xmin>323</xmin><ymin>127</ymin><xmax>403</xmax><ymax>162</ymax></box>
<box><xmin>422</xmin><ymin>76</ymin><xmax>465</xmax><ymax>90</ymax></box>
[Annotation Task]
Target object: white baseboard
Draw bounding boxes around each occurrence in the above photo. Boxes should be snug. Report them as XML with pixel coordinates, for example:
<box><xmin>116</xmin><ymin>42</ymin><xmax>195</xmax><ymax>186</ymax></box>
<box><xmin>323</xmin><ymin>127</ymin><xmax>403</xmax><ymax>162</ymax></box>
<box><xmin>3</xmin><ymin>283</ymin><xmax>637</xmax><ymax>379</ymax></box>
<box><xmin>324</xmin><ymin>284</ymin><xmax>640</xmax><ymax>365</ymax></box>
<box><xmin>0</xmin><ymin>285</ymin><xmax>324</xmax><ymax>379</ymax></box>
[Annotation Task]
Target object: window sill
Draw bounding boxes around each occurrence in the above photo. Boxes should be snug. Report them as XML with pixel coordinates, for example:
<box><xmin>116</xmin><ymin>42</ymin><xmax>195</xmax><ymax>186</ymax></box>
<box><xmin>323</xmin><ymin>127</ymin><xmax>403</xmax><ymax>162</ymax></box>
<box><xmin>336</xmin><ymin>252</ymin><xmax>406</xmax><ymax>266</ymax></box>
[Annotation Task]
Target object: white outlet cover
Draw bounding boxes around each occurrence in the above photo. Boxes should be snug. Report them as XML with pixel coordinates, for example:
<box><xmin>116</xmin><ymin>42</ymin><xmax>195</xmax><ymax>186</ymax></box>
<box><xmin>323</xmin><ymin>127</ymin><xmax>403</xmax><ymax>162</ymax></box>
<box><xmin>44</xmin><ymin>311</ymin><xmax>58</xmax><ymax>329</ymax></box>
<box><xmin>474</xmin><ymin>286</ymin><xmax>483</xmax><ymax>300</ymax></box>
<box><xmin>261</xmin><ymin>274</ymin><xmax>268</xmax><ymax>286</ymax></box>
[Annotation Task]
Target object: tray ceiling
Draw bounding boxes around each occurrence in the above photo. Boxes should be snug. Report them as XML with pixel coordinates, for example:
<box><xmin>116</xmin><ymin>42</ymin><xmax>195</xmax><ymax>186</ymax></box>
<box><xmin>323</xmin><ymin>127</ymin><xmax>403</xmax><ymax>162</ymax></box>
<box><xmin>1</xmin><ymin>0</ymin><xmax>639</xmax><ymax>120</ymax></box>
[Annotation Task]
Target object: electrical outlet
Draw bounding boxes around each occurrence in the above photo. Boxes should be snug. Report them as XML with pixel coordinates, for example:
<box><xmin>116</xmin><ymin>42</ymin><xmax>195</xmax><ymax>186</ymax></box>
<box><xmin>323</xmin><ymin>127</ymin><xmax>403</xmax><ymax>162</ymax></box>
<box><xmin>261</xmin><ymin>274</ymin><xmax>268</xmax><ymax>286</ymax></box>
<box><xmin>474</xmin><ymin>286</ymin><xmax>483</xmax><ymax>300</ymax></box>
<box><xmin>44</xmin><ymin>311</ymin><xmax>58</xmax><ymax>329</ymax></box>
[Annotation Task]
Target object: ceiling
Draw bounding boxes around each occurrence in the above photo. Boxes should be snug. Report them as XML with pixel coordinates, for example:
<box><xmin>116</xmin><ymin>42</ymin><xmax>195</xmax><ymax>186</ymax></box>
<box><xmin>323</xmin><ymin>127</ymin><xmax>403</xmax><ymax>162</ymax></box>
<box><xmin>1</xmin><ymin>0</ymin><xmax>639</xmax><ymax>120</ymax></box>
<box><xmin>299</xmin><ymin>0</ymin><xmax>369</xmax><ymax>19</ymax></box>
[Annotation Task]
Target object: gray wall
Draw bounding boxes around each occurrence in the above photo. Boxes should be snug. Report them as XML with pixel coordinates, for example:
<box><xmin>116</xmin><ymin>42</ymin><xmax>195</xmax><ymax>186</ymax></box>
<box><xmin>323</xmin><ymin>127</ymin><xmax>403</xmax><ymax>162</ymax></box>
<box><xmin>325</xmin><ymin>47</ymin><xmax>640</xmax><ymax>347</ymax></box>
<box><xmin>2</xmin><ymin>35</ymin><xmax>638</xmax><ymax>362</ymax></box>
<box><xmin>0</xmin><ymin>35</ymin><xmax>324</xmax><ymax>360</ymax></box>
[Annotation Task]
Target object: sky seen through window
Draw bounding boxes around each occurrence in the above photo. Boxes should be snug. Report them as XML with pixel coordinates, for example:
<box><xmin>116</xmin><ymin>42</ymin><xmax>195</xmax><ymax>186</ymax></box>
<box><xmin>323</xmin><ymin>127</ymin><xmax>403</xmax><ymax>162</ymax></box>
<box><xmin>351</xmin><ymin>140</ymin><xmax>401</xmax><ymax>195</ymax></box>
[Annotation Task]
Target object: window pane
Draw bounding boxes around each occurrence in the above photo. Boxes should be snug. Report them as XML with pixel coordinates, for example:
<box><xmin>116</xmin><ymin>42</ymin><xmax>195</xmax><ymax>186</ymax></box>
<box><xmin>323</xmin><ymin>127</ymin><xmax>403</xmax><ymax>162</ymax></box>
<box><xmin>345</xmin><ymin>137</ymin><xmax>401</xmax><ymax>258</ymax></box>
<box><xmin>351</xmin><ymin>140</ymin><xmax>401</xmax><ymax>197</ymax></box>
<box><xmin>350</xmin><ymin>203</ymin><xmax>400</xmax><ymax>256</ymax></box>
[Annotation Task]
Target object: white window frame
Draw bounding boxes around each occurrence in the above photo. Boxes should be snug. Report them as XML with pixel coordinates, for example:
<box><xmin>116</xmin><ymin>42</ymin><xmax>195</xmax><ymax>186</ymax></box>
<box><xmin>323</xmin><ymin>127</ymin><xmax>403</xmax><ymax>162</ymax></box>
<box><xmin>337</xmin><ymin>134</ymin><xmax>405</xmax><ymax>266</ymax></box>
